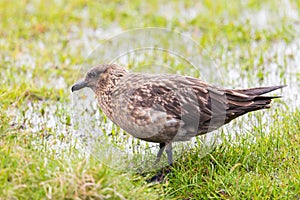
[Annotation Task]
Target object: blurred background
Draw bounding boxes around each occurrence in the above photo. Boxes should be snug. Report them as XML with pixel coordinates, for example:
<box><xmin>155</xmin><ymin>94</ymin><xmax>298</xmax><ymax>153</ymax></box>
<box><xmin>1</xmin><ymin>0</ymin><xmax>299</xmax><ymax>199</ymax></box>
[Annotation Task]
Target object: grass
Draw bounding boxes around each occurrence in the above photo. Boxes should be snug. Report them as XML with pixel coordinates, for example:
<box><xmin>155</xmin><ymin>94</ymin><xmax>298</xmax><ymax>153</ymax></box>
<box><xmin>164</xmin><ymin>109</ymin><xmax>300</xmax><ymax>199</ymax></box>
<box><xmin>1</xmin><ymin>0</ymin><xmax>300</xmax><ymax>199</ymax></box>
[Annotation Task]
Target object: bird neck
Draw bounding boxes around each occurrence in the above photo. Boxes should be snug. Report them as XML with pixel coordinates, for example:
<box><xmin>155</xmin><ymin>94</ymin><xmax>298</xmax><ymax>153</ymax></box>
<box><xmin>94</xmin><ymin>65</ymin><xmax>127</xmax><ymax>118</ymax></box>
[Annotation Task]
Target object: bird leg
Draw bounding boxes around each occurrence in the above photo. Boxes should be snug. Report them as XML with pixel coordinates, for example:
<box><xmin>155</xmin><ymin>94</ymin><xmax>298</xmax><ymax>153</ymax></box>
<box><xmin>148</xmin><ymin>142</ymin><xmax>173</xmax><ymax>183</ymax></box>
<box><xmin>155</xmin><ymin>143</ymin><xmax>166</xmax><ymax>164</ymax></box>
<box><xmin>165</xmin><ymin>143</ymin><xmax>173</xmax><ymax>165</ymax></box>
<box><xmin>155</xmin><ymin>142</ymin><xmax>173</xmax><ymax>165</ymax></box>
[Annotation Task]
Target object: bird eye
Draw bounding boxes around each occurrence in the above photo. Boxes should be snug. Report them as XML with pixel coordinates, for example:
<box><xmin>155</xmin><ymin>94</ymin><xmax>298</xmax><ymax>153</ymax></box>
<box><xmin>88</xmin><ymin>72</ymin><xmax>97</xmax><ymax>78</ymax></box>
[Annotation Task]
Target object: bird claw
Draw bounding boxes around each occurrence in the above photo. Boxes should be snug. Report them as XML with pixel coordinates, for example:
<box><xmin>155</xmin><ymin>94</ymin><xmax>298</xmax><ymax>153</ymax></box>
<box><xmin>147</xmin><ymin>165</ymin><xmax>172</xmax><ymax>183</ymax></box>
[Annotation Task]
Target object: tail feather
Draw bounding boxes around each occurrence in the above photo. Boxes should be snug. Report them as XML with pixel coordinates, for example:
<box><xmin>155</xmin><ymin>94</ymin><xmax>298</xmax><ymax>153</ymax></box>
<box><xmin>232</xmin><ymin>85</ymin><xmax>286</xmax><ymax>96</ymax></box>
<box><xmin>224</xmin><ymin>85</ymin><xmax>285</xmax><ymax>123</ymax></box>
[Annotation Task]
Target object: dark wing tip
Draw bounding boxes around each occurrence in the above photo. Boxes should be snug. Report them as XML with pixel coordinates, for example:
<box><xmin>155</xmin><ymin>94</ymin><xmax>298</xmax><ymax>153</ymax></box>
<box><xmin>232</xmin><ymin>85</ymin><xmax>286</xmax><ymax>96</ymax></box>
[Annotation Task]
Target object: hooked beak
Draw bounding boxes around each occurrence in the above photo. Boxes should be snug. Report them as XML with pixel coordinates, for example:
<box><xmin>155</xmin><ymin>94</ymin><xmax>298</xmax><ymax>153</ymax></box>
<box><xmin>71</xmin><ymin>80</ymin><xmax>88</xmax><ymax>92</ymax></box>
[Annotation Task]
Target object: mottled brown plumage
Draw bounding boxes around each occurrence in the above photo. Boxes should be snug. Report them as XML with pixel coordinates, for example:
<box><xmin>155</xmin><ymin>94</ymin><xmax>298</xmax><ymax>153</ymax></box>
<box><xmin>72</xmin><ymin>64</ymin><xmax>284</xmax><ymax>165</ymax></box>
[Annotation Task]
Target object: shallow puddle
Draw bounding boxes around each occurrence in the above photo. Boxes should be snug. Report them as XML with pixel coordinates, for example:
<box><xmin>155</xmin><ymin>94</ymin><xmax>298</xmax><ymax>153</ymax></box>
<box><xmin>9</xmin><ymin>1</ymin><xmax>300</xmax><ymax>171</ymax></box>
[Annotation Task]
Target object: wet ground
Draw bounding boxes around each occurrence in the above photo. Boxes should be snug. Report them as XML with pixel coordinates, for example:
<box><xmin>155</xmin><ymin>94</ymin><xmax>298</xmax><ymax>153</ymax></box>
<box><xmin>6</xmin><ymin>1</ymin><xmax>300</xmax><ymax>172</ymax></box>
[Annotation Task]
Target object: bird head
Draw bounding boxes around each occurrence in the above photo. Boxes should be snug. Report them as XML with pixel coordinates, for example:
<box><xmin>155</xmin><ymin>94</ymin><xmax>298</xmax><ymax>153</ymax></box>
<box><xmin>71</xmin><ymin>64</ymin><xmax>109</xmax><ymax>92</ymax></box>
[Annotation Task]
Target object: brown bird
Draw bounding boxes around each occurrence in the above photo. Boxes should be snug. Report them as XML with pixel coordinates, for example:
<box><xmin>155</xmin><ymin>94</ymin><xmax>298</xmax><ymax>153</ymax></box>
<box><xmin>71</xmin><ymin>63</ymin><xmax>284</xmax><ymax>165</ymax></box>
